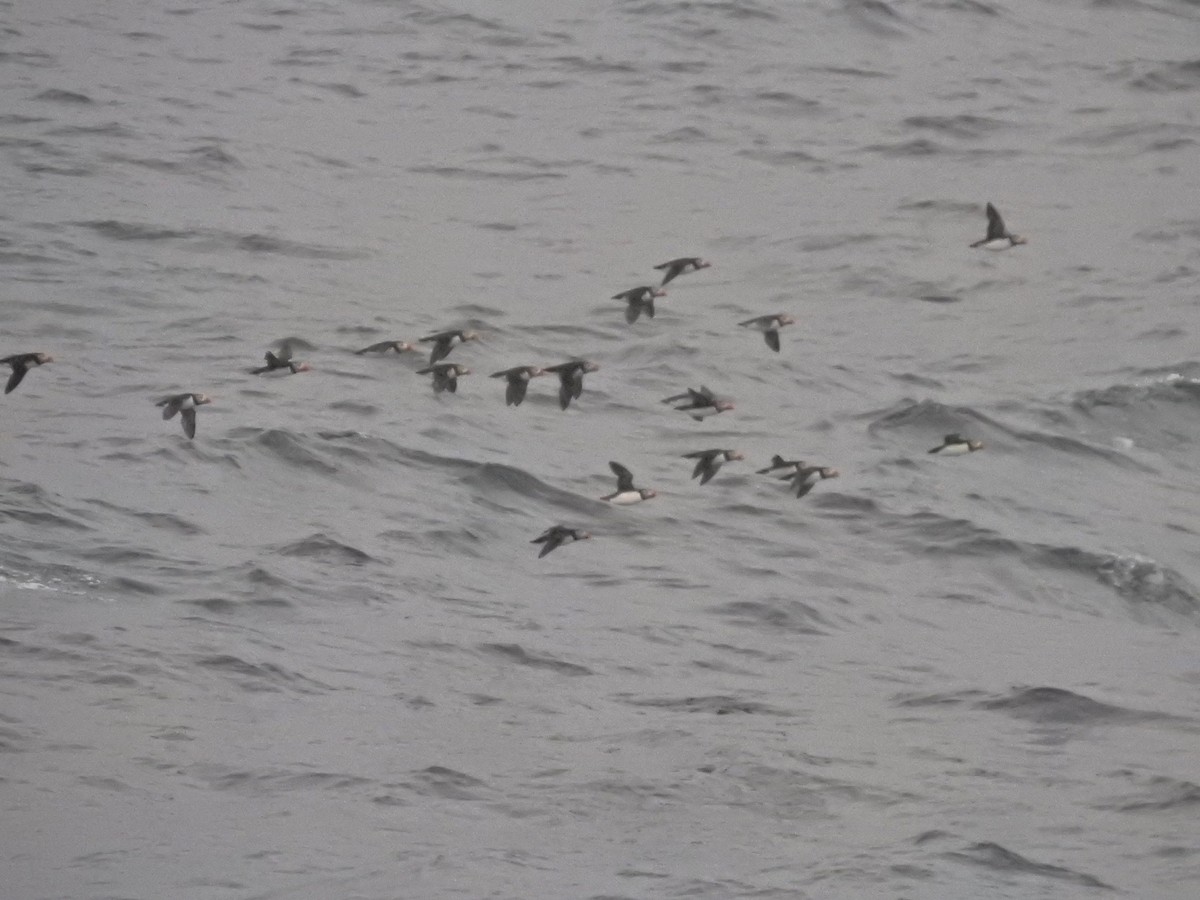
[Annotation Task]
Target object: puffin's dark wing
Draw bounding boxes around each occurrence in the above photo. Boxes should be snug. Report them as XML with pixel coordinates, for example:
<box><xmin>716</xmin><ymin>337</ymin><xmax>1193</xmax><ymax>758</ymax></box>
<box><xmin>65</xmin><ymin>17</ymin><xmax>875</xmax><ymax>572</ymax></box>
<box><xmin>558</xmin><ymin>381</ymin><xmax>572</xmax><ymax>410</ymax></box>
<box><xmin>984</xmin><ymin>203</ymin><xmax>1006</xmax><ymax>241</ymax></box>
<box><xmin>4</xmin><ymin>363</ymin><xmax>27</xmax><ymax>394</ymax></box>
<box><xmin>535</xmin><ymin>531</ymin><xmax>564</xmax><ymax>558</ymax></box>
<box><xmin>696</xmin><ymin>385</ymin><xmax>716</xmax><ymax>401</ymax></box>
<box><xmin>356</xmin><ymin>340</ymin><xmax>390</xmax><ymax>354</ymax></box>
<box><xmin>624</xmin><ymin>302</ymin><xmax>641</xmax><ymax>325</ymax></box>
<box><xmin>698</xmin><ymin>463</ymin><xmax>718</xmax><ymax>485</ymax></box>
<box><xmin>569</xmin><ymin>369</ymin><xmax>585</xmax><ymax>399</ymax></box>
<box><xmin>655</xmin><ymin>260</ymin><xmax>683</xmax><ymax>285</ymax></box>
<box><xmin>609</xmin><ymin>461</ymin><xmax>635</xmax><ymax>491</ymax></box>
<box><xmin>159</xmin><ymin>398</ymin><xmax>180</xmax><ymax>420</ymax></box>
<box><xmin>531</xmin><ymin>526</ymin><xmax>559</xmax><ymax>544</ymax></box>
<box><xmin>180</xmin><ymin>407</ymin><xmax>197</xmax><ymax>439</ymax></box>
<box><xmin>644</xmin><ymin>299</ymin><xmax>655</xmax><ymax>319</ymax></box>
<box><xmin>507</xmin><ymin>379</ymin><xmax>527</xmax><ymax>406</ymax></box>
<box><xmin>764</xmin><ymin>330</ymin><xmax>781</xmax><ymax>353</ymax></box>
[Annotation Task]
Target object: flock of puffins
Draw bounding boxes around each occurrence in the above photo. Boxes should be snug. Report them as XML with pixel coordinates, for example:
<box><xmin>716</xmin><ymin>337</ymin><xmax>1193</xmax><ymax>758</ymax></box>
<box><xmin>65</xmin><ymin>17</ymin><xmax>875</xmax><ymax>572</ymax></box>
<box><xmin>2</xmin><ymin>203</ymin><xmax>1021</xmax><ymax>558</ymax></box>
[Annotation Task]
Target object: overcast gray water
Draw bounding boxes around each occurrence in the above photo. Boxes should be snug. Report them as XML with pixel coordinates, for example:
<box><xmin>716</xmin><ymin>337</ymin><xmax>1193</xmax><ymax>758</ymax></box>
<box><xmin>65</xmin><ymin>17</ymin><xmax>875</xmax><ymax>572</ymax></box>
<box><xmin>3</xmin><ymin>1</ymin><xmax>1200</xmax><ymax>898</ymax></box>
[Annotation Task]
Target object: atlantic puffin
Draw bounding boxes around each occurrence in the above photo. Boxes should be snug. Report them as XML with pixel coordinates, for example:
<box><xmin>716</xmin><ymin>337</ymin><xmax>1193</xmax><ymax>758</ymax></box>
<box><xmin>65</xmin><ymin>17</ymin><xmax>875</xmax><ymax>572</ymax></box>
<box><xmin>602</xmin><ymin>461</ymin><xmax>656</xmax><ymax>504</ymax></box>
<box><xmin>417</xmin><ymin>363</ymin><xmax>470</xmax><ymax>393</ymax></box>
<box><xmin>155</xmin><ymin>392</ymin><xmax>212</xmax><ymax>439</ymax></box>
<box><xmin>613</xmin><ymin>286</ymin><xmax>666</xmax><ymax>324</ymax></box>
<box><xmin>490</xmin><ymin>365</ymin><xmax>545</xmax><ymax>406</ymax></box>
<box><xmin>971</xmin><ymin>203</ymin><xmax>1026</xmax><ymax>250</ymax></box>
<box><xmin>738</xmin><ymin>314</ymin><xmax>795</xmax><ymax>353</ymax></box>
<box><xmin>1</xmin><ymin>352</ymin><xmax>53</xmax><ymax>394</ymax></box>
<box><xmin>531</xmin><ymin>525</ymin><xmax>591</xmax><ymax>558</ymax></box>
<box><xmin>928</xmin><ymin>434</ymin><xmax>984</xmax><ymax>455</ymax></box>
<box><xmin>543</xmin><ymin>360</ymin><xmax>599</xmax><ymax>410</ymax></box>
<box><xmin>419</xmin><ymin>329</ymin><xmax>479</xmax><ymax>364</ymax></box>
<box><xmin>654</xmin><ymin>257</ymin><xmax>711</xmax><ymax>286</ymax></box>
<box><xmin>683</xmin><ymin>449</ymin><xmax>745</xmax><ymax>485</ymax></box>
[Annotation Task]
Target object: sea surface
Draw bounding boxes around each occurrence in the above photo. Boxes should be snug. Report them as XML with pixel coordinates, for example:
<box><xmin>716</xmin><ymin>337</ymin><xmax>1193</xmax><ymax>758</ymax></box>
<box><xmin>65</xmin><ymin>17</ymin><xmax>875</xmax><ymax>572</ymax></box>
<box><xmin>3</xmin><ymin>1</ymin><xmax>1200</xmax><ymax>898</ymax></box>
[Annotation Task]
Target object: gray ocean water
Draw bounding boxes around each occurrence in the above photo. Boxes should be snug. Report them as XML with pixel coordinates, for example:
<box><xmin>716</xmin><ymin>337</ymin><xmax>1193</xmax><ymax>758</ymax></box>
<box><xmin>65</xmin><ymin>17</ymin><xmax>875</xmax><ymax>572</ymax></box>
<box><xmin>3</xmin><ymin>1</ymin><xmax>1200</xmax><ymax>898</ymax></box>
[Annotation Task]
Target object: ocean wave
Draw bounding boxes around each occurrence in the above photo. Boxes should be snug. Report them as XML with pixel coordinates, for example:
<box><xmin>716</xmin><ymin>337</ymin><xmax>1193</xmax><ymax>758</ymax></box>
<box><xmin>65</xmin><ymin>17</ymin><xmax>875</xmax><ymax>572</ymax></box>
<box><xmin>945</xmin><ymin>841</ymin><xmax>1113</xmax><ymax>889</ymax></box>
<box><xmin>76</xmin><ymin>220</ymin><xmax>366</xmax><ymax>259</ymax></box>
<box><xmin>974</xmin><ymin>686</ymin><xmax>1166</xmax><ymax>726</ymax></box>
<box><xmin>272</xmin><ymin>533</ymin><xmax>379</xmax><ymax>566</ymax></box>
<box><xmin>1129</xmin><ymin>58</ymin><xmax>1200</xmax><ymax>92</ymax></box>
<box><xmin>1097</xmin><ymin>774</ymin><xmax>1200</xmax><ymax>812</ymax></box>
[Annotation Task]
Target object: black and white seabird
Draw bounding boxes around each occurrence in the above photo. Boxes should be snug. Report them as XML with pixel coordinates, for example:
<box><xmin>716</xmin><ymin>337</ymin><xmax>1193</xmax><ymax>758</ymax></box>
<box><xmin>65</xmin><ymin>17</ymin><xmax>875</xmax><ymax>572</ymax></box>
<box><xmin>531</xmin><ymin>525</ymin><xmax>592</xmax><ymax>558</ymax></box>
<box><xmin>417</xmin><ymin>363</ymin><xmax>470</xmax><ymax>393</ymax></box>
<box><xmin>928</xmin><ymin>433</ymin><xmax>984</xmax><ymax>455</ymax></box>
<box><xmin>543</xmin><ymin>360</ymin><xmax>599</xmax><ymax>410</ymax></box>
<box><xmin>490</xmin><ymin>365</ymin><xmax>545</xmax><ymax>406</ymax></box>
<box><xmin>654</xmin><ymin>257</ymin><xmax>711</xmax><ymax>286</ymax></box>
<box><xmin>419</xmin><ymin>329</ymin><xmax>479</xmax><ymax>364</ymax></box>
<box><xmin>778</xmin><ymin>463</ymin><xmax>840</xmax><ymax>499</ymax></box>
<box><xmin>683</xmin><ymin>448</ymin><xmax>745</xmax><ymax>485</ymax></box>
<box><xmin>756</xmin><ymin>454</ymin><xmax>803</xmax><ymax>474</ymax></box>
<box><xmin>602</xmin><ymin>461</ymin><xmax>657</xmax><ymax>504</ymax></box>
<box><xmin>155</xmin><ymin>392</ymin><xmax>212</xmax><ymax>439</ymax></box>
<box><xmin>355</xmin><ymin>340</ymin><xmax>415</xmax><ymax>355</ymax></box>
<box><xmin>1</xmin><ymin>352</ymin><xmax>53</xmax><ymax>394</ymax></box>
<box><xmin>613</xmin><ymin>286</ymin><xmax>666</xmax><ymax>324</ymax></box>
<box><xmin>739</xmin><ymin>314</ymin><xmax>795</xmax><ymax>353</ymax></box>
<box><xmin>971</xmin><ymin>202</ymin><xmax>1026</xmax><ymax>250</ymax></box>
<box><xmin>250</xmin><ymin>342</ymin><xmax>310</xmax><ymax>375</ymax></box>
<box><xmin>661</xmin><ymin>385</ymin><xmax>734</xmax><ymax>421</ymax></box>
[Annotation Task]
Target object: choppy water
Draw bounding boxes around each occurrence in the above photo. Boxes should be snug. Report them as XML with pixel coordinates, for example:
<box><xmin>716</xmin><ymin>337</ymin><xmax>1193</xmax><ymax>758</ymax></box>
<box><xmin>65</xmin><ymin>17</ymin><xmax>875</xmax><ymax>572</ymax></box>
<box><xmin>3</xmin><ymin>1</ymin><xmax>1200</xmax><ymax>898</ymax></box>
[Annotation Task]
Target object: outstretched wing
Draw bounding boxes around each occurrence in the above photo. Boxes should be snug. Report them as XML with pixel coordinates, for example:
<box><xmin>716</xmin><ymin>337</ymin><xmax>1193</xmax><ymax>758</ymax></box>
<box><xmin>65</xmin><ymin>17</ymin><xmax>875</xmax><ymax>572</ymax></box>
<box><xmin>4</xmin><ymin>364</ymin><xmax>27</xmax><ymax>394</ymax></box>
<box><xmin>507</xmin><ymin>379</ymin><xmax>527</xmax><ymax>406</ymax></box>
<box><xmin>609</xmin><ymin>461</ymin><xmax>634</xmax><ymax>492</ymax></box>
<box><xmin>181</xmin><ymin>407</ymin><xmax>197</xmax><ymax>439</ymax></box>
<box><xmin>764</xmin><ymin>330</ymin><xmax>781</xmax><ymax>353</ymax></box>
<box><xmin>984</xmin><ymin>203</ymin><xmax>1006</xmax><ymax>241</ymax></box>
